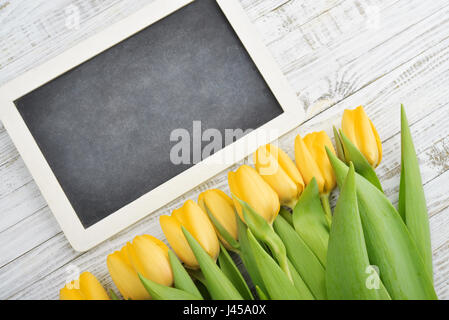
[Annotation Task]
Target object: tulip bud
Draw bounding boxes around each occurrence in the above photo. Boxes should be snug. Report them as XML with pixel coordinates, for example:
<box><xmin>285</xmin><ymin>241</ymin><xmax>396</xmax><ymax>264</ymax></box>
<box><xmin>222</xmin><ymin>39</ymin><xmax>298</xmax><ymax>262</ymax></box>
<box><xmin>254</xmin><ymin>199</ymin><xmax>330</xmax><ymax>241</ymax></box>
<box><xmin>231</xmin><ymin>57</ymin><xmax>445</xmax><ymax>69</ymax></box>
<box><xmin>198</xmin><ymin>189</ymin><xmax>238</xmax><ymax>249</ymax></box>
<box><xmin>60</xmin><ymin>271</ymin><xmax>109</xmax><ymax>300</ymax></box>
<box><xmin>295</xmin><ymin>131</ymin><xmax>336</xmax><ymax>194</ymax></box>
<box><xmin>253</xmin><ymin>144</ymin><xmax>304</xmax><ymax>208</ymax></box>
<box><xmin>341</xmin><ymin>106</ymin><xmax>382</xmax><ymax>168</ymax></box>
<box><xmin>107</xmin><ymin>236</ymin><xmax>167</xmax><ymax>300</ymax></box>
<box><xmin>125</xmin><ymin>235</ymin><xmax>173</xmax><ymax>292</ymax></box>
<box><xmin>228</xmin><ymin>165</ymin><xmax>280</xmax><ymax>225</ymax></box>
<box><xmin>160</xmin><ymin>200</ymin><xmax>220</xmax><ymax>269</ymax></box>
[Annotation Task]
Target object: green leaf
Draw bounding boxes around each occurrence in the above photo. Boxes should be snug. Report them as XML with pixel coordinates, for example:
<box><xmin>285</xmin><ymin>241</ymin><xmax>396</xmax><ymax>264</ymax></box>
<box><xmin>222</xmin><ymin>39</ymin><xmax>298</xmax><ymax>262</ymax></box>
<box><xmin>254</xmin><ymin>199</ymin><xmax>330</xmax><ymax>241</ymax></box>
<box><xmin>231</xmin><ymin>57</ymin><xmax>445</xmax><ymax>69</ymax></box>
<box><xmin>333</xmin><ymin>125</ymin><xmax>346</xmax><ymax>162</ymax></box>
<box><xmin>320</xmin><ymin>193</ymin><xmax>333</xmax><ymax>227</ymax></box>
<box><xmin>399</xmin><ymin>104</ymin><xmax>433</xmax><ymax>280</ymax></box>
<box><xmin>274</xmin><ymin>214</ymin><xmax>327</xmax><ymax>300</ymax></box>
<box><xmin>279</xmin><ymin>207</ymin><xmax>293</xmax><ymax>226</ymax></box>
<box><xmin>168</xmin><ymin>250</ymin><xmax>202</xmax><ymax>299</ymax></box>
<box><xmin>398</xmin><ymin>158</ymin><xmax>406</xmax><ymax>221</ymax></box>
<box><xmin>326</xmin><ymin>163</ymin><xmax>390</xmax><ymax>300</ymax></box>
<box><xmin>204</xmin><ymin>203</ymin><xmax>240</xmax><ymax>250</ymax></box>
<box><xmin>287</xmin><ymin>258</ymin><xmax>314</xmax><ymax>300</ymax></box>
<box><xmin>292</xmin><ymin>178</ymin><xmax>329</xmax><ymax>267</ymax></box>
<box><xmin>234</xmin><ymin>196</ymin><xmax>292</xmax><ymax>281</ymax></box>
<box><xmin>246</xmin><ymin>229</ymin><xmax>304</xmax><ymax>300</ymax></box>
<box><xmin>138</xmin><ymin>274</ymin><xmax>202</xmax><ymax>300</ymax></box>
<box><xmin>182</xmin><ymin>227</ymin><xmax>243</xmax><ymax>300</ymax></box>
<box><xmin>339</xmin><ymin>130</ymin><xmax>383</xmax><ymax>192</ymax></box>
<box><xmin>326</xmin><ymin>148</ymin><xmax>437</xmax><ymax>300</ymax></box>
<box><xmin>218</xmin><ymin>244</ymin><xmax>254</xmax><ymax>300</ymax></box>
<box><xmin>255</xmin><ymin>286</ymin><xmax>269</xmax><ymax>300</ymax></box>
<box><xmin>108</xmin><ymin>289</ymin><xmax>120</xmax><ymax>300</ymax></box>
<box><xmin>236</xmin><ymin>214</ymin><xmax>267</xmax><ymax>294</ymax></box>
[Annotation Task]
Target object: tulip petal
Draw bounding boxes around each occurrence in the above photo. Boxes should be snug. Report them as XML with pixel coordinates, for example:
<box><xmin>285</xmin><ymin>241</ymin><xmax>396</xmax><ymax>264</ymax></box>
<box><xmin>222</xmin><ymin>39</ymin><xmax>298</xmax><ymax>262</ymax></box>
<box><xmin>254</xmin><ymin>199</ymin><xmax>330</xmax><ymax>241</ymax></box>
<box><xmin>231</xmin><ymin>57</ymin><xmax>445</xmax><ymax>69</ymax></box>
<box><xmin>342</xmin><ymin>108</ymin><xmax>359</xmax><ymax>150</ymax></box>
<box><xmin>295</xmin><ymin>135</ymin><xmax>325</xmax><ymax>192</ymax></box>
<box><xmin>127</xmin><ymin>235</ymin><xmax>173</xmax><ymax>287</ymax></box>
<box><xmin>233</xmin><ymin>166</ymin><xmax>280</xmax><ymax>224</ymax></box>
<box><xmin>355</xmin><ymin>106</ymin><xmax>379</xmax><ymax>166</ymax></box>
<box><xmin>254</xmin><ymin>145</ymin><xmax>303</xmax><ymax>206</ymax></box>
<box><xmin>198</xmin><ymin>189</ymin><xmax>239</xmax><ymax>249</ymax></box>
<box><xmin>78</xmin><ymin>272</ymin><xmax>110</xmax><ymax>300</ymax></box>
<box><xmin>342</xmin><ymin>106</ymin><xmax>380</xmax><ymax>167</ymax></box>
<box><xmin>60</xmin><ymin>285</ymin><xmax>84</xmax><ymax>300</ymax></box>
<box><xmin>182</xmin><ymin>200</ymin><xmax>220</xmax><ymax>261</ymax></box>
<box><xmin>143</xmin><ymin>234</ymin><xmax>169</xmax><ymax>255</ymax></box>
<box><xmin>270</xmin><ymin>145</ymin><xmax>304</xmax><ymax>190</ymax></box>
<box><xmin>107</xmin><ymin>247</ymin><xmax>150</xmax><ymax>300</ymax></box>
<box><xmin>203</xmin><ymin>202</ymin><xmax>240</xmax><ymax>250</ymax></box>
<box><xmin>370</xmin><ymin>119</ymin><xmax>383</xmax><ymax>167</ymax></box>
<box><xmin>160</xmin><ymin>215</ymin><xmax>198</xmax><ymax>268</ymax></box>
<box><xmin>304</xmin><ymin>131</ymin><xmax>336</xmax><ymax>194</ymax></box>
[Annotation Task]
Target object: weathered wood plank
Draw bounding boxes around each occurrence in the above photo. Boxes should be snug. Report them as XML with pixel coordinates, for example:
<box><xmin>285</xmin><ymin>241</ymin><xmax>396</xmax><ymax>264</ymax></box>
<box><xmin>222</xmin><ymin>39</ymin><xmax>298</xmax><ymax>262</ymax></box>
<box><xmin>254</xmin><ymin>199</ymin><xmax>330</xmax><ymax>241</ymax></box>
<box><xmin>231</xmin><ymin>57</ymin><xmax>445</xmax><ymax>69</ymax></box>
<box><xmin>247</xmin><ymin>0</ymin><xmax>342</xmax><ymax>25</ymax></box>
<box><xmin>0</xmin><ymin>0</ymin><xmax>153</xmax><ymax>84</ymax></box>
<box><xmin>272</xmin><ymin>0</ymin><xmax>449</xmax><ymax>114</ymax></box>
<box><xmin>1</xmin><ymin>0</ymin><xmax>329</xmax><ymax>85</ymax></box>
<box><xmin>434</xmin><ymin>235</ymin><xmax>449</xmax><ymax>298</ymax></box>
<box><xmin>0</xmin><ymin>181</ymin><xmax>46</xmax><ymax>233</ymax></box>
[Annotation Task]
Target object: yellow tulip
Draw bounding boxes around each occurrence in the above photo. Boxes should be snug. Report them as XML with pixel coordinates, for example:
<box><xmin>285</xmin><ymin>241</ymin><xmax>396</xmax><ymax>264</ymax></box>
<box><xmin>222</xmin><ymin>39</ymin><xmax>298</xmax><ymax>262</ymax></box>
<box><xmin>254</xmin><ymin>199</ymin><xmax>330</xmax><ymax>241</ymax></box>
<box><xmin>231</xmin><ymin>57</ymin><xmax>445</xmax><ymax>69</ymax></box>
<box><xmin>198</xmin><ymin>189</ymin><xmax>238</xmax><ymax>249</ymax></box>
<box><xmin>60</xmin><ymin>271</ymin><xmax>109</xmax><ymax>300</ymax></box>
<box><xmin>126</xmin><ymin>235</ymin><xmax>173</xmax><ymax>289</ymax></box>
<box><xmin>107</xmin><ymin>236</ymin><xmax>163</xmax><ymax>300</ymax></box>
<box><xmin>295</xmin><ymin>131</ymin><xmax>336</xmax><ymax>194</ymax></box>
<box><xmin>341</xmin><ymin>105</ymin><xmax>382</xmax><ymax>167</ymax></box>
<box><xmin>228</xmin><ymin>165</ymin><xmax>280</xmax><ymax>224</ymax></box>
<box><xmin>160</xmin><ymin>200</ymin><xmax>220</xmax><ymax>269</ymax></box>
<box><xmin>254</xmin><ymin>144</ymin><xmax>304</xmax><ymax>208</ymax></box>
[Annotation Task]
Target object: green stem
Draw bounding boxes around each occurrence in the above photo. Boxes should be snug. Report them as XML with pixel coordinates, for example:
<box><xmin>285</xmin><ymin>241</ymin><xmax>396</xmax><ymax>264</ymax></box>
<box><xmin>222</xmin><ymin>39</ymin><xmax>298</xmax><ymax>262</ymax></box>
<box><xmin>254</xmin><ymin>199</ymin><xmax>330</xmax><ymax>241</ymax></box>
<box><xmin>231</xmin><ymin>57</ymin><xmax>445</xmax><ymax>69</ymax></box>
<box><xmin>269</xmin><ymin>224</ymin><xmax>293</xmax><ymax>282</ymax></box>
<box><xmin>109</xmin><ymin>289</ymin><xmax>120</xmax><ymax>300</ymax></box>
<box><xmin>320</xmin><ymin>193</ymin><xmax>332</xmax><ymax>228</ymax></box>
<box><xmin>279</xmin><ymin>207</ymin><xmax>293</xmax><ymax>226</ymax></box>
<box><xmin>188</xmin><ymin>269</ymin><xmax>207</xmax><ymax>286</ymax></box>
<box><xmin>278</xmin><ymin>253</ymin><xmax>293</xmax><ymax>282</ymax></box>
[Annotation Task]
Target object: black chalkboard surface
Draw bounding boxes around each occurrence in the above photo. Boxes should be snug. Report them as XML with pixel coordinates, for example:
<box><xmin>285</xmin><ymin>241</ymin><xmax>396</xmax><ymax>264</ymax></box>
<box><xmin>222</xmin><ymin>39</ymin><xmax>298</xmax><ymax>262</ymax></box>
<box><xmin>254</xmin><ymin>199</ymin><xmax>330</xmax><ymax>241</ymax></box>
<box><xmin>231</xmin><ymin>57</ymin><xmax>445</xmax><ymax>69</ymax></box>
<box><xmin>14</xmin><ymin>0</ymin><xmax>283</xmax><ymax>228</ymax></box>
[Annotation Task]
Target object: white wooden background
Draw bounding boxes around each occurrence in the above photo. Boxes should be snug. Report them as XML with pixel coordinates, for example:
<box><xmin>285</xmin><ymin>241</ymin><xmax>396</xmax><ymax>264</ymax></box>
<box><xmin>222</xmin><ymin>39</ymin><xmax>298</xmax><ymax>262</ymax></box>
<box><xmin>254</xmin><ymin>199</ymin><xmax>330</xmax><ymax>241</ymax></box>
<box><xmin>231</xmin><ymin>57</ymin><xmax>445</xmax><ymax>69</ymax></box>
<box><xmin>0</xmin><ymin>0</ymin><xmax>448</xmax><ymax>300</ymax></box>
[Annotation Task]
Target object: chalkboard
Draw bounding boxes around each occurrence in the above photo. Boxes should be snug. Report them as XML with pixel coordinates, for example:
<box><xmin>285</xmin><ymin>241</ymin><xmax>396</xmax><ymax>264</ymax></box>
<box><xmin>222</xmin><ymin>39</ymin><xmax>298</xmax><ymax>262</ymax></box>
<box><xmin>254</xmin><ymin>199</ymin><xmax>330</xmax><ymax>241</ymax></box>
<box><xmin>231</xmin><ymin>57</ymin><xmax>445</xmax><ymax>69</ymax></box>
<box><xmin>14</xmin><ymin>0</ymin><xmax>283</xmax><ymax>228</ymax></box>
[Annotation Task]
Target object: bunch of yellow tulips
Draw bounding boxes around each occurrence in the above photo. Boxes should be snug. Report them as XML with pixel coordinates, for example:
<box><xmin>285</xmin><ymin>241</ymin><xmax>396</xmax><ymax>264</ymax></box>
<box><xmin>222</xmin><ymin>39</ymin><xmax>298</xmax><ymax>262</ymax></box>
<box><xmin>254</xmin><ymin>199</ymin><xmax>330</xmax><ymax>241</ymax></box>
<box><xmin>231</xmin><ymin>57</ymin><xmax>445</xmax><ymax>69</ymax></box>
<box><xmin>60</xmin><ymin>105</ymin><xmax>436</xmax><ymax>300</ymax></box>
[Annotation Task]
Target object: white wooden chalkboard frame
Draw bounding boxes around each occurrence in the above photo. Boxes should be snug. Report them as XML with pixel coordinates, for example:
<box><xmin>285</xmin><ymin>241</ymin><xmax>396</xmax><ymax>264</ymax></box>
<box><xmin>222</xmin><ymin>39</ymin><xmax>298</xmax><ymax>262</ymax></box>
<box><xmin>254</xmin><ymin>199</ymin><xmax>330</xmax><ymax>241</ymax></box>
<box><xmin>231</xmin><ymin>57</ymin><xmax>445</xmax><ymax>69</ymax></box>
<box><xmin>0</xmin><ymin>0</ymin><xmax>304</xmax><ymax>251</ymax></box>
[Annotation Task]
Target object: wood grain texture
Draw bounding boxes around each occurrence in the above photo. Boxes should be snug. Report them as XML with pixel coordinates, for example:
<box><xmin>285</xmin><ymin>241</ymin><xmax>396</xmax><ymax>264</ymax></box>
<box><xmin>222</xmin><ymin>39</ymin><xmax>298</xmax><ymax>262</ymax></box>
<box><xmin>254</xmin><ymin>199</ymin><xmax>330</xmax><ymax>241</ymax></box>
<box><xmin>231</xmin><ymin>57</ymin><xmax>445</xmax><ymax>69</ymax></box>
<box><xmin>0</xmin><ymin>0</ymin><xmax>448</xmax><ymax>299</ymax></box>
